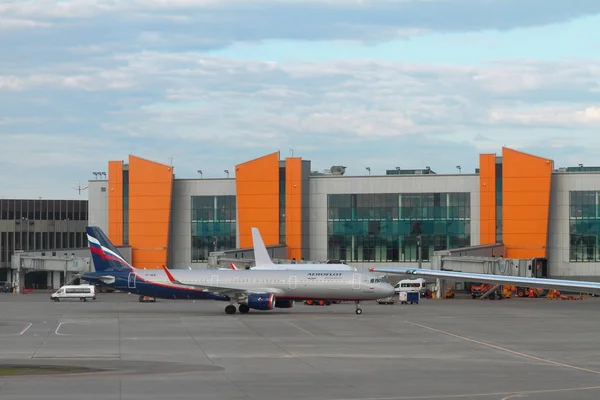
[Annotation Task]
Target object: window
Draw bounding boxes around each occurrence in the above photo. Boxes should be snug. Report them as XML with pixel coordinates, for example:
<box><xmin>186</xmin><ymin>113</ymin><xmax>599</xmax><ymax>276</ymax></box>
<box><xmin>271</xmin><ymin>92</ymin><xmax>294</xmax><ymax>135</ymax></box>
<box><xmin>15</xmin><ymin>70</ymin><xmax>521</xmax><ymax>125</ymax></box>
<box><xmin>191</xmin><ymin>196</ymin><xmax>237</xmax><ymax>262</ymax></box>
<box><xmin>569</xmin><ymin>191</ymin><xmax>600</xmax><ymax>262</ymax></box>
<box><xmin>327</xmin><ymin>192</ymin><xmax>471</xmax><ymax>262</ymax></box>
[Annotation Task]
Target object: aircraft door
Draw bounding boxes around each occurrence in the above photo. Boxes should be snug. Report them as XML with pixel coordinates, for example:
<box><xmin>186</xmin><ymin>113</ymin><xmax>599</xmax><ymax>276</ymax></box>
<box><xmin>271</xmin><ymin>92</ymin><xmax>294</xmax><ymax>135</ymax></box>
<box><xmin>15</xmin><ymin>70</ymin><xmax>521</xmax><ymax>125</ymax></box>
<box><xmin>210</xmin><ymin>275</ymin><xmax>219</xmax><ymax>287</ymax></box>
<box><xmin>128</xmin><ymin>273</ymin><xmax>136</xmax><ymax>289</ymax></box>
<box><xmin>352</xmin><ymin>273</ymin><xmax>361</xmax><ymax>290</ymax></box>
<box><xmin>288</xmin><ymin>276</ymin><xmax>297</xmax><ymax>290</ymax></box>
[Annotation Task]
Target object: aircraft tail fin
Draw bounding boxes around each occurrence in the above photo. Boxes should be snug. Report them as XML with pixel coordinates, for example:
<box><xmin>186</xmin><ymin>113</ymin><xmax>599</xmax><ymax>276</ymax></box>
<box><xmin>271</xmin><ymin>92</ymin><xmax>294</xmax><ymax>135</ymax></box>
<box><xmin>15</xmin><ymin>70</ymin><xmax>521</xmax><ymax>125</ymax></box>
<box><xmin>251</xmin><ymin>227</ymin><xmax>275</xmax><ymax>266</ymax></box>
<box><xmin>86</xmin><ymin>226</ymin><xmax>133</xmax><ymax>273</ymax></box>
<box><xmin>230</xmin><ymin>262</ymin><xmax>238</xmax><ymax>270</ymax></box>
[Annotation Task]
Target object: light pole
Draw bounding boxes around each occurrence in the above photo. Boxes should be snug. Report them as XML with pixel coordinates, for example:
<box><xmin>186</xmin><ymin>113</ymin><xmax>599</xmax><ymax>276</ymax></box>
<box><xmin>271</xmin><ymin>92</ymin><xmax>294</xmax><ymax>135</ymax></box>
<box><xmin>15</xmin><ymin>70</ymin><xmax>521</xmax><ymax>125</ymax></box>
<box><xmin>64</xmin><ymin>252</ymin><xmax>68</xmax><ymax>285</ymax></box>
<box><xmin>417</xmin><ymin>235</ymin><xmax>422</xmax><ymax>269</ymax></box>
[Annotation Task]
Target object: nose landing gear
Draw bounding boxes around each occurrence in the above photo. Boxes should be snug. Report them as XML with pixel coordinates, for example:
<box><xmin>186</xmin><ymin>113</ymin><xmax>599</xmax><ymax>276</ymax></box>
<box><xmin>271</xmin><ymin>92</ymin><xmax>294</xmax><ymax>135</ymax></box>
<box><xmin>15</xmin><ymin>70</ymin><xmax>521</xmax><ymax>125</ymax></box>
<box><xmin>355</xmin><ymin>301</ymin><xmax>362</xmax><ymax>315</ymax></box>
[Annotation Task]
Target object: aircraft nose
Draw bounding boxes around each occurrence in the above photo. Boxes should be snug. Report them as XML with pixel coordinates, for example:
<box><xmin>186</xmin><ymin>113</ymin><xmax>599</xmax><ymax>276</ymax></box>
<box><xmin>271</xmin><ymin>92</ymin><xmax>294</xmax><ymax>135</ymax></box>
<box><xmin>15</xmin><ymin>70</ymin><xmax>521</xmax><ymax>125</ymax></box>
<box><xmin>381</xmin><ymin>284</ymin><xmax>395</xmax><ymax>297</ymax></box>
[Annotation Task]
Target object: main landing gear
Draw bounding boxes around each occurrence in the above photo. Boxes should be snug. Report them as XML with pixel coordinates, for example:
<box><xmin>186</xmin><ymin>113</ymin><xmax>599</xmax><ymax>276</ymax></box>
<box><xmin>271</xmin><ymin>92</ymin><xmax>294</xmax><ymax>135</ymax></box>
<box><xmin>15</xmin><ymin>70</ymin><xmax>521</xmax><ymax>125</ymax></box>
<box><xmin>355</xmin><ymin>301</ymin><xmax>363</xmax><ymax>315</ymax></box>
<box><xmin>225</xmin><ymin>304</ymin><xmax>236</xmax><ymax>314</ymax></box>
<box><xmin>224</xmin><ymin>304</ymin><xmax>251</xmax><ymax>314</ymax></box>
<box><xmin>239</xmin><ymin>304</ymin><xmax>250</xmax><ymax>314</ymax></box>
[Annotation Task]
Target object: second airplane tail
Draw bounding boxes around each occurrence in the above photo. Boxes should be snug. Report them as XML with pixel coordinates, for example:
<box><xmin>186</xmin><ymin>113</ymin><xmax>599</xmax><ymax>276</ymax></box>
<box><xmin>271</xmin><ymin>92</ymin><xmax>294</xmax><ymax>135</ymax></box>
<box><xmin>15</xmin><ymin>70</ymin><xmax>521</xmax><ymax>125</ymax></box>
<box><xmin>86</xmin><ymin>226</ymin><xmax>134</xmax><ymax>273</ymax></box>
<box><xmin>251</xmin><ymin>227</ymin><xmax>275</xmax><ymax>267</ymax></box>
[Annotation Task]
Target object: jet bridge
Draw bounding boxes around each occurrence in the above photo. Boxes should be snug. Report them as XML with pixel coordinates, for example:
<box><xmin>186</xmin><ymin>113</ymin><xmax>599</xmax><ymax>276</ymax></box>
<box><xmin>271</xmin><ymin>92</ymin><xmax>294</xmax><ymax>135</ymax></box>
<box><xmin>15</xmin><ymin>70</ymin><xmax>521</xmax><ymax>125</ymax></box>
<box><xmin>428</xmin><ymin>244</ymin><xmax>538</xmax><ymax>298</ymax></box>
<box><xmin>9</xmin><ymin>246</ymin><xmax>132</xmax><ymax>293</ymax></box>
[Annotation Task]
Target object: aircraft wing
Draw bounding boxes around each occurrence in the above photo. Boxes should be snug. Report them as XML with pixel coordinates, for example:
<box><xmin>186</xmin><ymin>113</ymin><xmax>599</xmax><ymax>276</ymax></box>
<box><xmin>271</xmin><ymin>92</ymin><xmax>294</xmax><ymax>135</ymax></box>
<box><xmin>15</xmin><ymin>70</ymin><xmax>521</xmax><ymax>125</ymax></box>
<box><xmin>373</xmin><ymin>267</ymin><xmax>600</xmax><ymax>294</ymax></box>
<box><xmin>159</xmin><ymin>265</ymin><xmax>285</xmax><ymax>297</ymax></box>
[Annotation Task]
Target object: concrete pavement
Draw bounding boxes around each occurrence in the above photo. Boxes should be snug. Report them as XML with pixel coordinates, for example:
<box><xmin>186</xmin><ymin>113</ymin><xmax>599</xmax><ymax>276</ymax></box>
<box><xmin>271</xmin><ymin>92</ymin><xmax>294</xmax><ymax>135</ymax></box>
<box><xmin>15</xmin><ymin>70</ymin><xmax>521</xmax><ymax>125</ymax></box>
<box><xmin>1</xmin><ymin>292</ymin><xmax>600</xmax><ymax>399</ymax></box>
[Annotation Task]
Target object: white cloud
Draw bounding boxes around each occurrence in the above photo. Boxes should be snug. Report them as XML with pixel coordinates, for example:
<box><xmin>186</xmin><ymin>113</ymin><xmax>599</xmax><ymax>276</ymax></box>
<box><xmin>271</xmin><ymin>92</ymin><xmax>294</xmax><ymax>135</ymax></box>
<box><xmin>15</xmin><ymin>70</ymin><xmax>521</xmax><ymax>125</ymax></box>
<box><xmin>3</xmin><ymin>52</ymin><xmax>598</xmax><ymax>173</ymax></box>
<box><xmin>1</xmin><ymin>0</ymin><xmax>599</xmax><ymax>43</ymax></box>
<box><xmin>0</xmin><ymin>18</ymin><xmax>53</xmax><ymax>30</ymax></box>
<box><xmin>488</xmin><ymin>105</ymin><xmax>600</xmax><ymax>128</ymax></box>
<box><xmin>1</xmin><ymin>1</ymin><xmax>600</xmax><ymax>198</ymax></box>
<box><xmin>0</xmin><ymin>76</ymin><xmax>23</xmax><ymax>90</ymax></box>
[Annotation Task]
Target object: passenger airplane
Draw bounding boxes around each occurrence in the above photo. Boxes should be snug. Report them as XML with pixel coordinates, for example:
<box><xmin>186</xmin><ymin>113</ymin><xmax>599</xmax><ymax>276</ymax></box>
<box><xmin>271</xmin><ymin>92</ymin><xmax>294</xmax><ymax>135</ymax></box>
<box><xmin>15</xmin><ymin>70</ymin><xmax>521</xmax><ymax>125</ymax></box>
<box><xmin>228</xmin><ymin>227</ymin><xmax>355</xmax><ymax>271</ymax></box>
<box><xmin>373</xmin><ymin>267</ymin><xmax>600</xmax><ymax>295</ymax></box>
<box><xmin>82</xmin><ymin>226</ymin><xmax>394</xmax><ymax>315</ymax></box>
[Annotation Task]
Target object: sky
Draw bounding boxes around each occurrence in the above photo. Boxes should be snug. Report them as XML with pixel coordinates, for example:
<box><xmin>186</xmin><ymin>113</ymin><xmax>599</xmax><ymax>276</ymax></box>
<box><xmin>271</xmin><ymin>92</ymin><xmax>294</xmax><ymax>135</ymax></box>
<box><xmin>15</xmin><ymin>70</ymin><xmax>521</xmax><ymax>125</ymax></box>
<box><xmin>1</xmin><ymin>0</ymin><xmax>600</xmax><ymax>199</ymax></box>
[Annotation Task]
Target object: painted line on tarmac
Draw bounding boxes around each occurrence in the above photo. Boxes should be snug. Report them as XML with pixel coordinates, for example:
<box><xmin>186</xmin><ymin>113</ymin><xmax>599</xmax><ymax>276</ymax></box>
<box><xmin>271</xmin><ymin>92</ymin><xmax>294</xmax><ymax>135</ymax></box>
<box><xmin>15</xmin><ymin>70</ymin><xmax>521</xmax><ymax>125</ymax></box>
<box><xmin>54</xmin><ymin>322</ymin><xmax>70</xmax><ymax>336</ymax></box>
<box><xmin>331</xmin><ymin>384</ymin><xmax>600</xmax><ymax>400</ymax></box>
<box><xmin>287</xmin><ymin>321</ymin><xmax>316</xmax><ymax>337</ymax></box>
<box><xmin>404</xmin><ymin>320</ymin><xmax>600</xmax><ymax>376</ymax></box>
<box><xmin>18</xmin><ymin>323</ymin><xmax>32</xmax><ymax>335</ymax></box>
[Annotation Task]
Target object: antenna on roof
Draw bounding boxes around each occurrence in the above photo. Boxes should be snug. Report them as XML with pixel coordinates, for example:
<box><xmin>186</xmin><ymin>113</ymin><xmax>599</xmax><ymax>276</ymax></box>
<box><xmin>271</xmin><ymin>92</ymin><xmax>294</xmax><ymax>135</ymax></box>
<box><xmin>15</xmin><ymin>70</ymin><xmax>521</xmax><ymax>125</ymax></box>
<box><xmin>73</xmin><ymin>182</ymin><xmax>88</xmax><ymax>195</ymax></box>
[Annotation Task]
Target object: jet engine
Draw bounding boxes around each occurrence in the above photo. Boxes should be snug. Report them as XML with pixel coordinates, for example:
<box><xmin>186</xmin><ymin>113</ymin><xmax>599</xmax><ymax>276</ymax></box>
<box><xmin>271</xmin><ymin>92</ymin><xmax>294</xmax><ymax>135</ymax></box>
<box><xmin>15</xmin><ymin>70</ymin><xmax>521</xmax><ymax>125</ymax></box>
<box><xmin>247</xmin><ymin>293</ymin><xmax>275</xmax><ymax>310</ymax></box>
<box><xmin>274</xmin><ymin>299</ymin><xmax>294</xmax><ymax>308</ymax></box>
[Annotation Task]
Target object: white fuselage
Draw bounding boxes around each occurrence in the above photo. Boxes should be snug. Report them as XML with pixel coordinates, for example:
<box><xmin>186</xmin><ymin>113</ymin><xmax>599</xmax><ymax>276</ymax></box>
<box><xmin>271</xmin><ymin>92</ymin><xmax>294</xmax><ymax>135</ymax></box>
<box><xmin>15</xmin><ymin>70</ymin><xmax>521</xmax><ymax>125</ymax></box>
<box><xmin>138</xmin><ymin>268</ymin><xmax>394</xmax><ymax>301</ymax></box>
<box><xmin>250</xmin><ymin>263</ymin><xmax>356</xmax><ymax>271</ymax></box>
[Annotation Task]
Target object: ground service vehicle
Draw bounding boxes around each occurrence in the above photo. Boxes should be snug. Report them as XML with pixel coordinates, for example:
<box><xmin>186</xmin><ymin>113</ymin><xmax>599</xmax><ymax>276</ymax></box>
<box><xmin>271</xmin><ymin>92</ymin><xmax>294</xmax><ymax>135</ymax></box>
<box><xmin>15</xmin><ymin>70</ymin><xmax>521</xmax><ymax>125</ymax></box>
<box><xmin>470</xmin><ymin>282</ymin><xmax>504</xmax><ymax>300</ymax></box>
<box><xmin>394</xmin><ymin>278</ymin><xmax>426</xmax><ymax>294</ymax></box>
<box><xmin>51</xmin><ymin>285</ymin><xmax>96</xmax><ymax>302</ymax></box>
<box><xmin>515</xmin><ymin>287</ymin><xmax>545</xmax><ymax>297</ymax></box>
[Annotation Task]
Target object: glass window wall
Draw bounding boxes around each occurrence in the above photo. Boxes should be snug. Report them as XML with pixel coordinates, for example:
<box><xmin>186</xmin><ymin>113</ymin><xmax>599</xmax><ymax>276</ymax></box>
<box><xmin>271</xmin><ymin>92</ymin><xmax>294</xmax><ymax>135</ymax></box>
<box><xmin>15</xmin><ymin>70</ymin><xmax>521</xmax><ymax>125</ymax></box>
<box><xmin>191</xmin><ymin>195</ymin><xmax>237</xmax><ymax>262</ymax></box>
<box><xmin>569</xmin><ymin>191</ymin><xmax>600</xmax><ymax>262</ymax></box>
<box><xmin>327</xmin><ymin>193</ymin><xmax>471</xmax><ymax>262</ymax></box>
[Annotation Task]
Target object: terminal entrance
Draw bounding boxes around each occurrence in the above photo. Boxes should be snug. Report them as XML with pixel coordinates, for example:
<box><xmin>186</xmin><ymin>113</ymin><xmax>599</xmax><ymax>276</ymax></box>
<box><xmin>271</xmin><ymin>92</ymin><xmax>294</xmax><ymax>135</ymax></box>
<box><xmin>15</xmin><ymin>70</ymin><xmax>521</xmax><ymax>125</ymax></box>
<box><xmin>24</xmin><ymin>271</ymin><xmax>48</xmax><ymax>289</ymax></box>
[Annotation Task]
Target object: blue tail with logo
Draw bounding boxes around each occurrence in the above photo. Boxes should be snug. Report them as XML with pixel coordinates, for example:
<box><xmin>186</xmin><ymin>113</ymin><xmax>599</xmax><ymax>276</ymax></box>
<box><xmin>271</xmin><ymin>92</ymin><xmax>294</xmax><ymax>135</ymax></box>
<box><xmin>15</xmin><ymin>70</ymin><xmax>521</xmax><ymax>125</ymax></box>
<box><xmin>86</xmin><ymin>226</ymin><xmax>133</xmax><ymax>273</ymax></box>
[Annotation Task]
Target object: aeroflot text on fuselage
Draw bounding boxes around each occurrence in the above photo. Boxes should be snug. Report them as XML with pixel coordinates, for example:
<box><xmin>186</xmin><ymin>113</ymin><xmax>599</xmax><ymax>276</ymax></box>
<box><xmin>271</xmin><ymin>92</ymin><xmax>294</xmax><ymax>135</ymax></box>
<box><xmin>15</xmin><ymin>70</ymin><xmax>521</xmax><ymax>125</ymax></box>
<box><xmin>307</xmin><ymin>272</ymin><xmax>343</xmax><ymax>276</ymax></box>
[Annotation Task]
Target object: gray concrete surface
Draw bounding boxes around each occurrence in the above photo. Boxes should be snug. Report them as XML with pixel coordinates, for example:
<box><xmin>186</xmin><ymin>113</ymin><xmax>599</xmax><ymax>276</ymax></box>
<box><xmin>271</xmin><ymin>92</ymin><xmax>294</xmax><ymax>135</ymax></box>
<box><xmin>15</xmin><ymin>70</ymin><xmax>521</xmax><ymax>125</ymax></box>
<box><xmin>2</xmin><ymin>292</ymin><xmax>600</xmax><ymax>399</ymax></box>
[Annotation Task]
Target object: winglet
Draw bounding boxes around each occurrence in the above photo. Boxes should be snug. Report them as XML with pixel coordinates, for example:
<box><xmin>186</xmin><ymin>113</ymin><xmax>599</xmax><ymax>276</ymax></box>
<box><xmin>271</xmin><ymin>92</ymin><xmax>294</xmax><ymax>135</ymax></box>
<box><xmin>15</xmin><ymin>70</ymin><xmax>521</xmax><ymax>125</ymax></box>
<box><xmin>161</xmin><ymin>264</ymin><xmax>183</xmax><ymax>284</ymax></box>
<box><xmin>230</xmin><ymin>262</ymin><xmax>238</xmax><ymax>270</ymax></box>
<box><xmin>251</xmin><ymin>227</ymin><xmax>275</xmax><ymax>266</ymax></box>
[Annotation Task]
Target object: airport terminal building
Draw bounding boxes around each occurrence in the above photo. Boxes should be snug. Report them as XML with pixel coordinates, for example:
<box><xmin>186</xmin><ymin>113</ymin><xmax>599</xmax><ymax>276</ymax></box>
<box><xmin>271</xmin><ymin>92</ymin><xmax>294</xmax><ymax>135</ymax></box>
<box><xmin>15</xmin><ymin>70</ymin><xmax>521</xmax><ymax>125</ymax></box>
<box><xmin>0</xmin><ymin>199</ymin><xmax>89</xmax><ymax>288</ymax></box>
<box><xmin>87</xmin><ymin>149</ymin><xmax>600</xmax><ymax>281</ymax></box>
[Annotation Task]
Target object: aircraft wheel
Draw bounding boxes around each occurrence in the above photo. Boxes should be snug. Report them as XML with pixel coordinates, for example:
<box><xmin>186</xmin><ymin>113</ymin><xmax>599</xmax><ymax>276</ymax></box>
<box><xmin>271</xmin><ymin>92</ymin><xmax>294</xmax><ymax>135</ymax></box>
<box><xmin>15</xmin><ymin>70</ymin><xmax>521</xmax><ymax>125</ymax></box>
<box><xmin>225</xmin><ymin>305</ymin><xmax>237</xmax><ymax>314</ymax></box>
<box><xmin>355</xmin><ymin>308</ymin><xmax>363</xmax><ymax>315</ymax></box>
<box><xmin>239</xmin><ymin>304</ymin><xmax>250</xmax><ymax>314</ymax></box>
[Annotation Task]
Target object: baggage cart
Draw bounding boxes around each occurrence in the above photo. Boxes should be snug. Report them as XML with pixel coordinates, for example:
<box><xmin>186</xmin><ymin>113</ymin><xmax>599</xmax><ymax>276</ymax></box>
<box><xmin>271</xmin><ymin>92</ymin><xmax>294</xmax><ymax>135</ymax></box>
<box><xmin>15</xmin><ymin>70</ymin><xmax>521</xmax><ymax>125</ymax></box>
<box><xmin>399</xmin><ymin>291</ymin><xmax>408</xmax><ymax>304</ymax></box>
<box><xmin>407</xmin><ymin>291</ymin><xmax>420</xmax><ymax>304</ymax></box>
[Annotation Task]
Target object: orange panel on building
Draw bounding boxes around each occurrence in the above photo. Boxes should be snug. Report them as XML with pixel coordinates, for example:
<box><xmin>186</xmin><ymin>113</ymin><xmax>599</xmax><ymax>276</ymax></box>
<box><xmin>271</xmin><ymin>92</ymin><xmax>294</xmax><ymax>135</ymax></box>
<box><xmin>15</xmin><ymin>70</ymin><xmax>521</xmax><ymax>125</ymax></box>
<box><xmin>479</xmin><ymin>154</ymin><xmax>496</xmax><ymax>245</ymax></box>
<box><xmin>502</xmin><ymin>147</ymin><xmax>553</xmax><ymax>259</ymax></box>
<box><xmin>285</xmin><ymin>158</ymin><xmax>303</xmax><ymax>260</ymax></box>
<box><xmin>107</xmin><ymin>161</ymin><xmax>123</xmax><ymax>246</ymax></box>
<box><xmin>235</xmin><ymin>152</ymin><xmax>280</xmax><ymax>248</ymax></box>
<box><xmin>128</xmin><ymin>155</ymin><xmax>173</xmax><ymax>269</ymax></box>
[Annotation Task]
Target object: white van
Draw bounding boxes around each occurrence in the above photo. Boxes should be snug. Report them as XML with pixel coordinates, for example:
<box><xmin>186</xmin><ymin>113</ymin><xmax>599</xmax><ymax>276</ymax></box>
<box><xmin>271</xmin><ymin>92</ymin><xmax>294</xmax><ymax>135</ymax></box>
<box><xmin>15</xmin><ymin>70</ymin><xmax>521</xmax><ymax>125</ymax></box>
<box><xmin>51</xmin><ymin>285</ymin><xmax>96</xmax><ymax>302</ymax></box>
<box><xmin>394</xmin><ymin>278</ymin><xmax>426</xmax><ymax>294</ymax></box>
